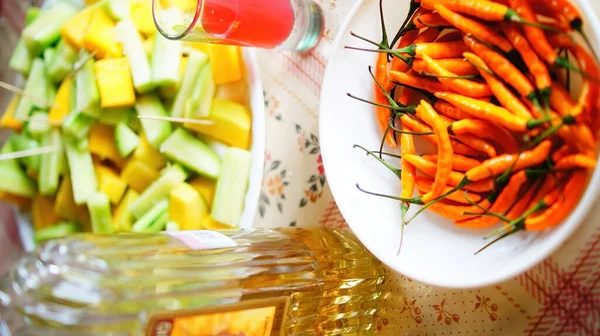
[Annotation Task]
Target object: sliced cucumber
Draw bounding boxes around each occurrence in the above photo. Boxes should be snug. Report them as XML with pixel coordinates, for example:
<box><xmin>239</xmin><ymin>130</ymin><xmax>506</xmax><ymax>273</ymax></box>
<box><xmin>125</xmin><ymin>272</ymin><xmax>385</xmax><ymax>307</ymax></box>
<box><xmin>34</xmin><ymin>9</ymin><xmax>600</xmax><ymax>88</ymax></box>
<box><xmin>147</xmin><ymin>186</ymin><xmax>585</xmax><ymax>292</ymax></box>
<box><xmin>22</xmin><ymin>1</ymin><xmax>78</xmax><ymax>55</ymax></box>
<box><xmin>132</xmin><ymin>199</ymin><xmax>169</xmax><ymax>232</ymax></box>
<box><xmin>26</xmin><ymin>7</ymin><xmax>41</xmax><ymax>25</ymax></box>
<box><xmin>47</xmin><ymin>39</ymin><xmax>77</xmax><ymax>84</ymax></box>
<box><xmin>14</xmin><ymin>59</ymin><xmax>49</xmax><ymax>120</ymax></box>
<box><xmin>28</xmin><ymin>111</ymin><xmax>50</xmax><ymax>139</ymax></box>
<box><xmin>171</xmin><ymin>50</ymin><xmax>208</xmax><ymax>117</ymax></box>
<box><xmin>39</xmin><ymin>129</ymin><xmax>63</xmax><ymax>196</ymax></box>
<box><xmin>10</xmin><ymin>133</ymin><xmax>41</xmax><ymax>173</ymax></box>
<box><xmin>75</xmin><ymin>52</ymin><xmax>102</xmax><ymax>118</ymax></box>
<box><xmin>0</xmin><ymin>142</ymin><xmax>37</xmax><ymax>198</ymax></box>
<box><xmin>115</xmin><ymin>122</ymin><xmax>140</xmax><ymax>157</ymax></box>
<box><xmin>43</xmin><ymin>48</ymin><xmax>55</xmax><ymax>71</ymax></box>
<box><xmin>64</xmin><ymin>138</ymin><xmax>98</xmax><ymax>205</ymax></box>
<box><xmin>135</xmin><ymin>94</ymin><xmax>172</xmax><ymax>148</ymax></box>
<box><xmin>165</xmin><ymin>221</ymin><xmax>180</xmax><ymax>231</ymax></box>
<box><xmin>9</xmin><ymin>40</ymin><xmax>33</xmax><ymax>76</ymax></box>
<box><xmin>151</xmin><ymin>34</ymin><xmax>182</xmax><ymax>88</ymax></box>
<box><xmin>211</xmin><ymin>148</ymin><xmax>252</xmax><ymax>227</ymax></box>
<box><xmin>63</xmin><ymin>110</ymin><xmax>95</xmax><ymax>139</ymax></box>
<box><xmin>116</xmin><ymin>19</ymin><xmax>154</xmax><ymax>93</ymax></box>
<box><xmin>160</xmin><ymin>128</ymin><xmax>220</xmax><ymax>179</ymax></box>
<box><xmin>107</xmin><ymin>0</ymin><xmax>130</xmax><ymax>20</ymax></box>
<box><xmin>129</xmin><ymin>164</ymin><xmax>187</xmax><ymax>219</ymax></box>
<box><xmin>34</xmin><ymin>222</ymin><xmax>79</xmax><ymax>244</ymax></box>
<box><xmin>99</xmin><ymin>107</ymin><xmax>133</xmax><ymax>126</ymax></box>
<box><xmin>185</xmin><ymin>64</ymin><xmax>215</xmax><ymax>119</ymax></box>
<box><xmin>87</xmin><ymin>191</ymin><xmax>113</xmax><ymax>233</ymax></box>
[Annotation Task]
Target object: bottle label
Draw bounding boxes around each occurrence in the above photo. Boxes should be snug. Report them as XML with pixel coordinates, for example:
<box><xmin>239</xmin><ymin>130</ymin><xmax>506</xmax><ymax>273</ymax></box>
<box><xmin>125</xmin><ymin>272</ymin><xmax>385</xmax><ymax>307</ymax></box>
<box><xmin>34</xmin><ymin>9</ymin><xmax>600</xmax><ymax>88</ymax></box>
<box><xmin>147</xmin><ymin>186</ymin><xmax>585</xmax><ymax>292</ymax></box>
<box><xmin>146</xmin><ymin>297</ymin><xmax>290</xmax><ymax>336</ymax></box>
<box><xmin>164</xmin><ymin>230</ymin><xmax>238</xmax><ymax>250</ymax></box>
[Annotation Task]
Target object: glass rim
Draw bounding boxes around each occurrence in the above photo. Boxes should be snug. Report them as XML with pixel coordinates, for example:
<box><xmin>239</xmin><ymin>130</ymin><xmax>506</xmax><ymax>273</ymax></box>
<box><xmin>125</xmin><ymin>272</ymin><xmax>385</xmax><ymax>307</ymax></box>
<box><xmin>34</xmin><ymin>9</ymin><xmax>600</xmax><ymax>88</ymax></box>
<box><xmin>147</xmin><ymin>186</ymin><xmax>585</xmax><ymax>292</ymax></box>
<box><xmin>152</xmin><ymin>0</ymin><xmax>204</xmax><ymax>41</ymax></box>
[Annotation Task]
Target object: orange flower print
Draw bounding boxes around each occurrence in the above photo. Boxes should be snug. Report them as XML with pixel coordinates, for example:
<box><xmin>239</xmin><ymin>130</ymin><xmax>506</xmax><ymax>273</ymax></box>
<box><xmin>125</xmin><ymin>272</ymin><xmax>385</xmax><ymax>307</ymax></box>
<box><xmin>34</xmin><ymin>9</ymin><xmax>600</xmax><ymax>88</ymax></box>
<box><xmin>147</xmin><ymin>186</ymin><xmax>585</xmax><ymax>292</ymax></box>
<box><xmin>304</xmin><ymin>189</ymin><xmax>323</xmax><ymax>203</ymax></box>
<box><xmin>267</xmin><ymin>175</ymin><xmax>284</xmax><ymax>196</ymax></box>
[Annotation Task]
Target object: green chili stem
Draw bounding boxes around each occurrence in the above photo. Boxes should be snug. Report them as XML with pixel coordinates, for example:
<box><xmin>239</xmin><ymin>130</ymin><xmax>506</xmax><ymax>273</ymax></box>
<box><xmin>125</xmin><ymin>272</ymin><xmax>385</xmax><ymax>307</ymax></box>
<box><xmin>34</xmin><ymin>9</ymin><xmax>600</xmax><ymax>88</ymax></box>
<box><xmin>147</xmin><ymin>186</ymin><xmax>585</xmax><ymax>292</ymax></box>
<box><xmin>356</xmin><ymin>184</ymin><xmax>423</xmax><ymax>204</ymax></box>
<box><xmin>405</xmin><ymin>177</ymin><xmax>470</xmax><ymax>224</ymax></box>
<box><xmin>418</xmin><ymin>72</ymin><xmax>480</xmax><ymax>80</ymax></box>
<box><xmin>354</xmin><ymin>144</ymin><xmax>402</xmax><ymax>178</ymax></box>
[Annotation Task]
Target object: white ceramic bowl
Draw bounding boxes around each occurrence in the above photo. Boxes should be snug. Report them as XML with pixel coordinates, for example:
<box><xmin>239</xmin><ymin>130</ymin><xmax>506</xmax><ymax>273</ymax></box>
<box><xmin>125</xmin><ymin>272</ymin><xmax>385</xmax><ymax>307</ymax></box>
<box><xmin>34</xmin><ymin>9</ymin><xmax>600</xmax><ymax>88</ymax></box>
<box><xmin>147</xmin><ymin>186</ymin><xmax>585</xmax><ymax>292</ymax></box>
<box><xmin>15</xmin><ymin>48</ymin><xmax>265</xmax><ymax>251</ymax></box>
<box><xmin>320</xmin><ymin>0</ymin><xmax>600</xmax><ymax>288</ymax></box>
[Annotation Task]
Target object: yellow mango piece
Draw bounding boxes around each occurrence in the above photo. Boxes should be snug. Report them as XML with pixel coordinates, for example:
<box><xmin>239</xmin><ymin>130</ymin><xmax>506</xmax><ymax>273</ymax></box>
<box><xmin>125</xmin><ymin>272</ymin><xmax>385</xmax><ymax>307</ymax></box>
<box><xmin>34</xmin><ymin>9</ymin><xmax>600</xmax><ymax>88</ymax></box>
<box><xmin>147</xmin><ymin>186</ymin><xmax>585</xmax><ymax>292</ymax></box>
<box><xmin>94</xmin><ymin>58</ymin><xmax>136</xmax><ymax>108</ymax></box>
<box><xmin>121</xmin><ymin>159</ymin><xmax>160</xmax><ymax>192</ymax></box>
<box><xmin>184</xmin><ymin>98</ymin><xmax>251</xmax><ymax>149</ymax></box>
<box><xmin>207</xmin><ymin>44</ymin><xmax>243</xmax><ymax>84</ymax></box>
<box><xmin>62</xmin><ymin>7</ymin><xmax>94</xmax><ymax>50</ymax></box>
<box><xmin>113</xmin><ymin>189</ymin><xmax>139</xmax><ymax>232</ymax></box>
<box><xmin>54</xmin><ymin>177</ymin><xmax>80</xmax><ymax>222</ymax></box>
<box><xmin>144</xmin><ymin>34</ymin><xmax>155</xmax><ymax>58</ymax></box>
<box><xmin>32</xmin><ymin>195</ymin><xmax>61</xmax><ymax>232</ymax></box>
<box><xmin>203</xmin><ymin>215</ymin><xmax>232</xmax><ymax>229</ymax></box>
<box><xmin>133</xmin><ymin>134</ymin><xmax>167</xmax><ymax>170</ymax></box>
<box><xmin>85</xmin><ymin>0</ymin><xmax>102</xmax><ymax>4</ymax></box>
<box><xmin>189</xmin><ymin>176</ymin><xmax>216</xmax><ymax>208</ymax></box>
<box><xmin>216</xmin><ymin>80</ymin><xmax>249</xmax><ymax>105</ymax></box>
<box><xmin>169</xmin><ymin>183</ymin><xmax>208</xmax><ymax>230</ymax></box>
<box><xmin>89</xmin><ymin>124</ymin><xmax>126</xmax><ymax>168</ymax></box>
<box><xmin>130</xmin><ymin>0</ymin><xmax>156</xmax><ymax>36</ymax></box>
<box><xmin>1</xmin><ymin>96</ymin><xmax>23</xmax><ymax>131</ymax></box>
<box><xmin>48</xmin><ymin>77</ymin><xmax>74</xmax><ymax>125</ymax></box>
<box><xmin>0</xmin><ymin>191</ymin><xmax>31</xmax><ymax>209</ymax></box>
<box><xmin>83</xmin><ymin>9</ymin><xmax>122</xmax><ymax>59</ymax></box>
<box><xmin>159</xmin><ymin>0</ymin><xmax>197</xmax><ymax>11</ymax></box>
<box><xmin>95</xmin><ymin>164</ymin><xmax>127</xmax><ymax>204</ymax></box>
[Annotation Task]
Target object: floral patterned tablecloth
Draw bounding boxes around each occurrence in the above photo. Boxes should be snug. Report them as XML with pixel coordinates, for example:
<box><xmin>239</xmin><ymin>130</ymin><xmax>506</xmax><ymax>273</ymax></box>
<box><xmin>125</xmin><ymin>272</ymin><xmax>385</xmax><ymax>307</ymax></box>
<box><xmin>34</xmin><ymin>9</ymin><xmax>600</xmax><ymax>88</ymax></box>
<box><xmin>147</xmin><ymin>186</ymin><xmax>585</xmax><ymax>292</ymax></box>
<box><xmin>254</xmin><ymin>1</ymin><xmax>600</xmax><ymax>335</ymax></box>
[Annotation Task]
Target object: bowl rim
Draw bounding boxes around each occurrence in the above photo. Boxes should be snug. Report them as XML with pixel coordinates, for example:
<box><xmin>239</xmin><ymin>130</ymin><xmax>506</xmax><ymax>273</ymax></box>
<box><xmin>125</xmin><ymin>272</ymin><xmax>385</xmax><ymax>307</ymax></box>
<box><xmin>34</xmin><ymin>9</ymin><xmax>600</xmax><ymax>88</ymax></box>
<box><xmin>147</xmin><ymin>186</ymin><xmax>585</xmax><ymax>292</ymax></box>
<box><xmin>319</xmin><ymin>0</ymin><xmax>600</xmax><ymax>288</ymax></box>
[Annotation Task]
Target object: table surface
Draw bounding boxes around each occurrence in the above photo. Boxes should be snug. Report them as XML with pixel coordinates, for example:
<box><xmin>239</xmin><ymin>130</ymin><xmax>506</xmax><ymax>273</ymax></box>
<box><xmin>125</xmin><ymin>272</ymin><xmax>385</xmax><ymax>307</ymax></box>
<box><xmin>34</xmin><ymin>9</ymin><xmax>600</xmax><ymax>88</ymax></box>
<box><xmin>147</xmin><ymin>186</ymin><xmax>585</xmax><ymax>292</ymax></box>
<box><xmin>1</xmin><ymin>1</ymin><xmax>600</xmax><ymax>335</ymax></box>
<box><xmin>253</xmin><ymin>1</ymin><xmax>600</xmax><ymax>335</ymax></box>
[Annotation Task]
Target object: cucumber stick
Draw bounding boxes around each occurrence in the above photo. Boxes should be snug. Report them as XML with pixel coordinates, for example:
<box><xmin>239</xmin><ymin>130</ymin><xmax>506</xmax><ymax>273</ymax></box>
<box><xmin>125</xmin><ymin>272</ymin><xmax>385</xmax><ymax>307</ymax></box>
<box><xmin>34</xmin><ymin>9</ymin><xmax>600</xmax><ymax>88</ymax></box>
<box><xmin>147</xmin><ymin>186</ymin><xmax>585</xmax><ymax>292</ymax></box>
<box><xmin>211</xmin><ymin>148</ymin><xmax>252</xmax><ymax>227</ymax></box>
<box><xmin>185</xmin><ymin>64</ymin><xmax>215</xmax><ymax>119</ymax></box>
<box><xmin>14</xmin><ymin>59</ymin><xmax>49</xmax><ymax>121</ymax></box>
<box><xmin>9</xmin><ymin>40</ymin><xmax>33</xmax><ymax>76</ymax></box>
<box><xmin>0</xmin><ymin>142</ymin><xmax>37</xmax><ymax>198</ymax></box>
<box><xmin>151</xmin><ymin>34</ymin><xmax>182</xmax><ymax>87</ymax></box>
<box><xmin>129</xmin><ymin>164</ymin><xmax>187</xmax><ymax>219</ymax></box>
<box><xmin>47</xmin><ymin>39</ymin><xmax>77</xmax><ymax>84</ymax></box>
<box><xmin>63</xmin><ymin>110</ymin><xmax>95</xmax><ymax>139</ymax></box>
<box><xmin>75</xmin><ymin>52</ymin><xmax>102</xmax><ymax>118</ymax></box>
<box><xmin>27</xmin><ymin>111</ymin><xmax>51</xmax><ymax>139</ymax></box>
<box><xmin>39</xmin><ymin>129</ymin><xmax>63</xmax><ymax>196</ymax></box>
<box><xmin>26</xmin><ymin>7</ymin><xmax>41</xmax><ymax>25</ymax></box>
<box><xmin>160</xmin><ymin>128</ymin><xmax>221</xmax><ymax>179</ymax></box>
<box><xmin>10</xmin><ymin>133</ymin><xmax>40</xmax><ymax>172</ymax></box>
<box><xmin>87</xmin><ymin>192</ymin><xmax>113</xmax><ymax>234</ymax></box>
<box><xmin>43</xmin><ymin>48</ymin><xmax>55</xmax><ymax>71</ymax></box>
<box><xmin>107</xmin><ymin>0</ymin><xmax>130</xmax><ymax>20</ymax></box>
<box><xmin>115</xmin><ymin>123</ymin><xmax>140</xmax><ymax>157</ymax></box>
<box><xmin>22</xmin><ymin>1</ymin><xmax>78</xmax><ymax>55</ymax></box>
<box><xmin>171</xmin><ymin>50</ymin><xmax>208</xmax><ymax>117</ymax></box>
<box><xmin>135</xmin><ymin>94</ymin><xmax>172</xmax><ymax>148</ymax></box>
<box><xmin>64</xmin><ymin>139</ymin><xmax>98</xmax><ymax>205</ymax></box>
<box><xmin>132</xmin><ymin>199</ymin><xmax>169</xmax><ymax>233</ymax></box>
<box><xmin>116</xmin><ymin>20</ymin><xmax>154</xmax><ymax>93</ymax></box>
<box><xmin>34</xmin><ymin>222</ymin><xmax>79</xmax><ymax>244</ymax></box>
<box><xmin>99</xmin><ymin>107</ymin><xmax>133</xmax><ymax>126</ymax></box>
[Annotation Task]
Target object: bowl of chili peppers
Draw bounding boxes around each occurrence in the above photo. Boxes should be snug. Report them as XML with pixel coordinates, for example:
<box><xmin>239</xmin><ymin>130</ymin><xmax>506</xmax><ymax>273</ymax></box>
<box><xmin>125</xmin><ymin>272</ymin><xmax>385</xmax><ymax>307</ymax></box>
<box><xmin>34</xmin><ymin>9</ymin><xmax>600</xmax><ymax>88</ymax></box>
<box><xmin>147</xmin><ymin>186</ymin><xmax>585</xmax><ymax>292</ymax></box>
<box><xmin>320</xmin><ymin>0</ymin><xmax>600</xmax><ymax>288</ymax></box>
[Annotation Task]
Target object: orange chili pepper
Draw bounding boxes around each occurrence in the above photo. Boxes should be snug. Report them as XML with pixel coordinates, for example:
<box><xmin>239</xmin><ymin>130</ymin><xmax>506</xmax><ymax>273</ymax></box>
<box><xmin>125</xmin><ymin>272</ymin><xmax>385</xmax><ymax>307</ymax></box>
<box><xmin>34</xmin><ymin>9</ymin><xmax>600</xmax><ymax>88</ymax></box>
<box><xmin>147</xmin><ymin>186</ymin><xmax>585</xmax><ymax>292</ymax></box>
<box><xmin>455</xmin><ymin>170</ymin><xmax>529</xmax><ymax>228</ymax></box>
<box><xmin>505</xmin><ymin>180</ymin><xmax>539</xmax><ymax>222</ymax></box>
<box><xmin>422</xmin><ymin>153</ymin><xmax>481</xmax><ymax>172</ymax></box>
<box><xmin>415</xmin><ymin>176</ymin><xmax>482</xmax><ymax>204</ymax></box>
<box><xmin>529</xmin><ymin>0</ymin><xmax>581</xmax><ymax>31</ymax></box>
<box><xmin>465</xmin><ymin>140</ymin><xmax>552</xmax><ymax>182</ymax></box>
<box><xmin>415</xmin><ymin>100</ymin><xmax>455</xmax><ymax>203</ymax></box>
<box><xmin>448</xmin><ymin>118</ymin><xmax>520</xmax><ymax>153</ymax></box>
<box><xmin>525</xmin><ymin>171</ymin><xmax>587</xmax><ymax>231</ymax></box>
<box><xmin>404</xmin><ymin>154</ymin><xmax>495</xmax><ymax>192</ymax></box>
<box><xmin>400</xmin><ymin>115</ymin><xmax>484</xmax><ymax>157</ymax></box>
<box><xmin>413</xmin><ymin>12</ymin><xmax>451</xmax><ymax>29</ymax></box>
<box><xmin>421</xmin><ymin>0</ymin><xmax>520</xmax><ymax>22</ymax></box>
<box><xmin>422</xmin><ymin>54</ymin><xmax>492</xmax><ymax>98</ymax></box>
<box><xmin>437</xmin><ymin>114</ymin><xmax>497</xmax><ymax>157</ymax></box>
<box><xmin>414</xmin><ymin>41</ymin><xmax>471</xmax><ymax>59</ymax></box>
<box><xmin>554</xmin><ymin>154</ymin><xmax>597</xmax><ymax>170</ymax></box>
<box><xmin>412</xmin><ymin>58</ymin><xmax>478</xmax><ymax>76</ymax></box>
<box><xmin>551</xmin><ymin>144</ymin><xmax>573</xmax><ymax>163</ymax></box>
<box><xmin>500</xmin><ymin>22</ymin><xmax>552</xmax><ymax>92</ymax></box>
<box><xmin>374</xmin><ymin>52</ymin><xmax>396</xmax><ymax>148</ymax></box>
<box><xmin>391</xmin><ymin>30</ymin><xmax>420</xmax><ymax>73</ymax></box>
<box><xmin>463</xmin><ymin>52</ymin><xmax>533</xmax><ymax>119</ymax></box>
<box><xmin>434</xmin><ymin>91</ymin><xmax>533</xmax><ymax>132</ymax></box>
<box><xmin>435</xmin><ymin>4</ymin><xmax>514</xmax><ymax>53</ymax></box>
<box><xmin>418</xmin><ymin>189</ymin><xmax>492</xmax><ymax>221</ymax></box>
<box><xmin>434</xmin><ymin>101</ymin><xmax>473</xmax><ymax>120</ymax></box>
<box><xmin>436</xmin><ymin>31</ymin><xmax>465</xmax><ymax>42</ymax></box>
<box><xmin>508</xmin><ymin>0</ymin><xmax>558</xmax><ymax>65</ymax></box>
<box><xmin>569</xmin><ymin>43</ymin><xmax>600</xmax><ymax>126</ymax></box>
<box><xmin>389</xmin><ymin>71</ymin><xmax>450</xmax><ymax>93</ymax></box>
<box><xmin>463</xmin><ymin>36</ymin><xmax>537</xmax><ymax>101</ymax></box>
<box><xmin>400</xmin><ymin>86</ymin><xmax>418</xmax><ymax>203</ymax></box>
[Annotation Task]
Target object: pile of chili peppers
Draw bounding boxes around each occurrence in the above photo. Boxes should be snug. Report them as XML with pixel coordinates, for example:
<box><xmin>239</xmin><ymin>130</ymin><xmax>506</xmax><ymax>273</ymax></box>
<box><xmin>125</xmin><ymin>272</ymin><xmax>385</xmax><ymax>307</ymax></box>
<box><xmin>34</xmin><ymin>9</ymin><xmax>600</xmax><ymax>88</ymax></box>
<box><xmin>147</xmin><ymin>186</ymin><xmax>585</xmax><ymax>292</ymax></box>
<box><xmin>349</xmin><ymin>0</ymin><xmax>600</xmax><ymax>253</ymax></box>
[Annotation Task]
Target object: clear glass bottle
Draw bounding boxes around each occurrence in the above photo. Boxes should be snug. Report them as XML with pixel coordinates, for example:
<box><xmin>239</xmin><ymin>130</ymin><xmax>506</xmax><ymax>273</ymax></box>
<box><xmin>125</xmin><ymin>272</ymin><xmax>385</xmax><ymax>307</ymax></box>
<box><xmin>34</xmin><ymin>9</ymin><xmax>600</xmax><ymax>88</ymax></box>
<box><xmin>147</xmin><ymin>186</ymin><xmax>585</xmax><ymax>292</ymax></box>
<box><xmin>0</xmin><ymin>228</ymin><xmax>385</xmax><ymax>335</ymax></box>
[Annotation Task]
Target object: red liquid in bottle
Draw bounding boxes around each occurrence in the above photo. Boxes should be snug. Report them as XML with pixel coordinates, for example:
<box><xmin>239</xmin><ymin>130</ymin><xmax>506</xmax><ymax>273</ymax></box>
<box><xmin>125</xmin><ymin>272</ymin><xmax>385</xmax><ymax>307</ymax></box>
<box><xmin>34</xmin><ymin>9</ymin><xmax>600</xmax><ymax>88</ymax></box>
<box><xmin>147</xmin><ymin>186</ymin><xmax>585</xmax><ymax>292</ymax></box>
<box><xmin>201</xmin><ymin>0</ymin><xmax>295</xmax><ymax>48</ymax></box>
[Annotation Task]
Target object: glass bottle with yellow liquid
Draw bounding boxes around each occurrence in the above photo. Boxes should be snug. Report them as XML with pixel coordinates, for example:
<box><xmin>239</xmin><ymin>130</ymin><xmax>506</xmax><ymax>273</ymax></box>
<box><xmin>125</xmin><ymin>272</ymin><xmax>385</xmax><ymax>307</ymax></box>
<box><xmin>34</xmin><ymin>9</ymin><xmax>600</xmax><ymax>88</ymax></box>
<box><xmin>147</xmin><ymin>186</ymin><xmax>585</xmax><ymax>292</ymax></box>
<box><xmin>0</xmin><ymin>228</ymin><xmax>385</xmax><ymax>335</ymax></box>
